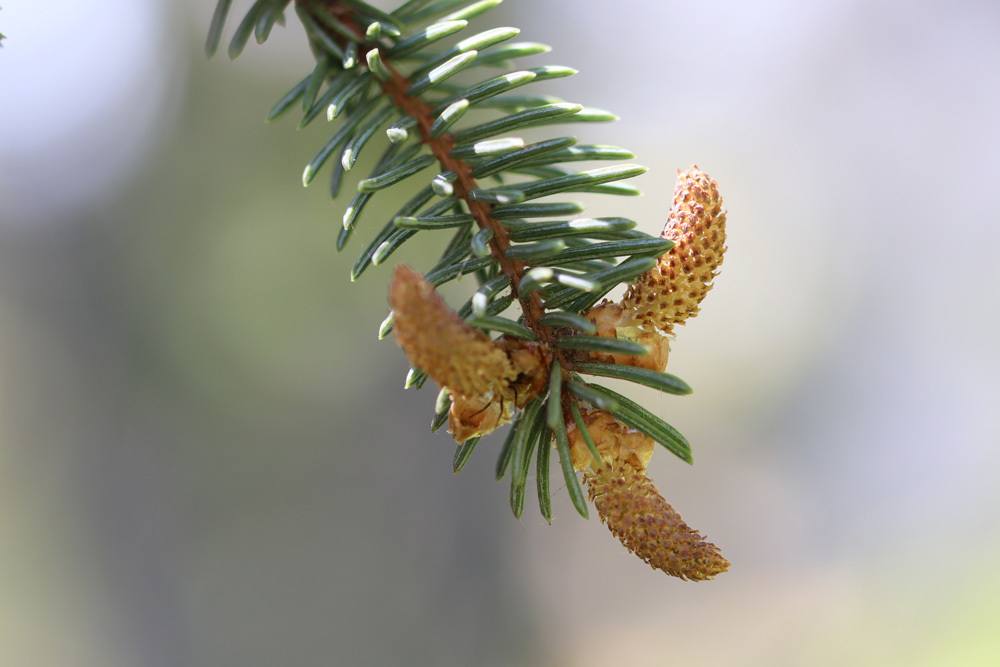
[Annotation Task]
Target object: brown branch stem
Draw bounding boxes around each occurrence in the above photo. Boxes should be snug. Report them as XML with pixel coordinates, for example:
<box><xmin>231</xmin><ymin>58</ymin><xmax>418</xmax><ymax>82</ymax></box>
<box><xmin>310</xmin><ymin>0</ymin><xmax>577</xmax><ymax>379</ymax></box>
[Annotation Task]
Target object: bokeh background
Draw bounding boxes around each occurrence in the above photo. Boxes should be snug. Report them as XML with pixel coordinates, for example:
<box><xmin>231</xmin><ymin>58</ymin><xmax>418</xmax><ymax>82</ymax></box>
<box><xmin>3</xmin><ymin>1</ymin><xmax>1000</xmax><ymax>665</ymax></box>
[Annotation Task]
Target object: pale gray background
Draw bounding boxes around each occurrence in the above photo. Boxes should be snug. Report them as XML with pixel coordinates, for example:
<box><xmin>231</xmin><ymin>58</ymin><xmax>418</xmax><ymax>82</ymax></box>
<box><xmin>2</xmin><ymin>1</ymin><xmax>999</xmax><ymax>665</ymax></box>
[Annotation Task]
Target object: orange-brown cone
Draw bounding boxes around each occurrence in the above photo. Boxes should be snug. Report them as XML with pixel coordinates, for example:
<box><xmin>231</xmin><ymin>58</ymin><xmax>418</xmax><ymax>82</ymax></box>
<box><xmin>622</xmin><ymin>166</ymin><xmax>726</xmax><ymax>333</ymax></box>
<box><xmin>389</xmin><ymin>265</ymin><xmax>516</xmax><ymax>398</ymax></box>
<box><xmin>585</xmin><ymin>461</ymin><xmax>729</xmax><ymax>580</ymax></box>
<box><xmin>390</xmin><ymin>266</ymin><xmax>549</xmax><ymax>441</ymax></box>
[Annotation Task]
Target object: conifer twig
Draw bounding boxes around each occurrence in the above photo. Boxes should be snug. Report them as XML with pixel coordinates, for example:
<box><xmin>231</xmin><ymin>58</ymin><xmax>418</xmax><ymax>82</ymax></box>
<box><xmin>208</xmin><ymin>0</ymin><xmax>732</xmax><ymax>580</ymax></box>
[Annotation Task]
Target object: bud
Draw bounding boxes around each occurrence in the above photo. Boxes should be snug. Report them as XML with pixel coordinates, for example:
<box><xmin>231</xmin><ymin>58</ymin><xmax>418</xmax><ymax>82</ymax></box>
<box><xmin>390</xmin><ymin>265</ymin><xmax>517</xmax><ymax>398</ymax></box>
<box><xmin>585</xmin><ymin>461</ymin><xmax>729</xmax><ymax>580</ymax></box>
<box><xmin>622</xmin><ymin>166</ymin><xmax>726</xmax><ymax>333</ymax></box>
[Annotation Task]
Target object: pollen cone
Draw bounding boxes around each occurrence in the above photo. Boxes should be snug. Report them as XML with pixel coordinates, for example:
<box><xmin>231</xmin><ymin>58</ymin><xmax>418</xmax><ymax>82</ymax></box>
<box><xmin>622</xmin><ymin>166</ymin><xmax>726</xmax><ymax>333</ymax></box>
<box><xmin>585</xmin><ymin>461</ymin><xmax>729</xmax><ymax>580</ymax></box>
<box><xmin>389</xmin><ymin>265</ymin><xmax>516</xmax><ymax>398</ymax></box>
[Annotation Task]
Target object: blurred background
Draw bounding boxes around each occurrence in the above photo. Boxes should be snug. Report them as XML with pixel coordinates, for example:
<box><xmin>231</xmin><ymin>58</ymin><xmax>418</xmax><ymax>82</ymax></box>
<box><xmin>3</xmin><ymin>1</ymin><xmax>1000</xmax><ymax>665</ymax></box>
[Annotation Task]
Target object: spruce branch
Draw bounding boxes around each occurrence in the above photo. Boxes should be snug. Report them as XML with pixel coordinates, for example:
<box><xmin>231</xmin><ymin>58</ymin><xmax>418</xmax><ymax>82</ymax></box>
<box><xmin>208</xmin><ymin>0</ymin><xmax>731</xmax><ymax>580</ymax></box>
<box><xmin>309</xmin><ymin>2</ymin><xmax>568</xmax><ymax>358</ymax></box>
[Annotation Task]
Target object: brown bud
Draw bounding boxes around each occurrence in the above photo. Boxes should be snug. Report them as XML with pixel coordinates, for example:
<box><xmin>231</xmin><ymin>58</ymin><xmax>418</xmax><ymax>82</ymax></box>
<box><xmin>389</xmin><ymin>265</ymin><xmax>516</xmax><ymax>398</ymax></box>
<box><xmin>622</xmin><ymin>166</ymin><xmax>726</xmax><ymax>333</ymax></box>
<box><xmin>585</xmin><ymin>461</ymin><xmax>729</xmax><ymax>580</ymax></box>
<box><xmin>567</xmin><ymin>409</ymin><xmax>654</xmax><ymax>472</ymax></box>
<box><xmin>582</xmin><ymin>301</ymin><xmax>669</xmax><ymax>372</ymax></box>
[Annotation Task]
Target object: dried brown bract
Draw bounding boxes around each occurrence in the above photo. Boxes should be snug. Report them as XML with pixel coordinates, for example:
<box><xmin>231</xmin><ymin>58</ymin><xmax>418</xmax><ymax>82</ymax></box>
<box><xmin>567</xmin><ymin>408</ymin><xmax>654</xmax><ymax>472</ymax></box>
<box><xmin>581</xmin><ymin>301</ymin><xmax>670</xmax><ymax>371</ymax></box>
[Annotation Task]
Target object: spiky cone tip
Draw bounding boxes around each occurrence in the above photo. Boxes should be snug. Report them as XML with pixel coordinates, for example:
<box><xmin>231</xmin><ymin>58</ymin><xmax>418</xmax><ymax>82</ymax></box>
<box><xmin>621</xmin><ymin>165</ymin><xmax>727</xmax><ymax>334</ymax></box>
